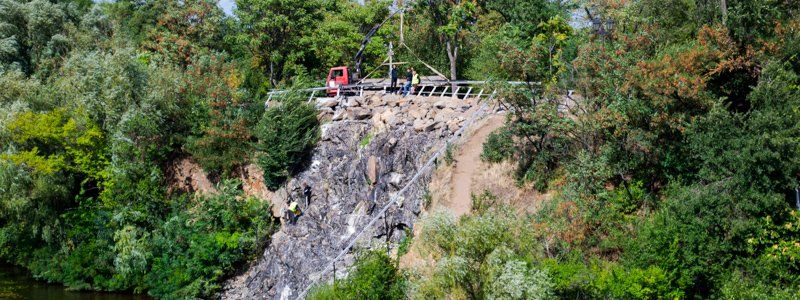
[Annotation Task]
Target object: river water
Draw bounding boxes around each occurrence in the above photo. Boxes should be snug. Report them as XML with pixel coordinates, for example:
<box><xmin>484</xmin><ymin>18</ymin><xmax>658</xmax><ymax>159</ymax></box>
<box><xmin>0</xmin><ymin>263</ymin><xmax>151</xmax><ymax>300</ymax></box>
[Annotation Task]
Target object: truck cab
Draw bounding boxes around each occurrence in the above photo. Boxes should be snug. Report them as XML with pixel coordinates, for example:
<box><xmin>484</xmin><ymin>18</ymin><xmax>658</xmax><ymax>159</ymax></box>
<box><xmin>326</xmin><ymin>66</ymin><xmax>350</xmax><ymax>96</ymax></box>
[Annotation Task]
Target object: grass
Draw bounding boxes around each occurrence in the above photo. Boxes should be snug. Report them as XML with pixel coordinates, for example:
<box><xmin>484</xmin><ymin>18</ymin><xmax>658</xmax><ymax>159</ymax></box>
<box><xmin>359</xmin><ymin>132</ymin><xmax>374</xmax><ymax>148</ymax></box>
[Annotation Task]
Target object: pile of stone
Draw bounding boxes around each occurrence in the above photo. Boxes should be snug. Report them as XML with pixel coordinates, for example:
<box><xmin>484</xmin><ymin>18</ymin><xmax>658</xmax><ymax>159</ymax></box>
<box><xmin>316</xmin><ymin>93</ymin><xmax>480</xmax><ymax>135</ymax></box>
<box><xmin>222</xmin><ymin>92</ymin><xmax>491</xmax><ymax>300</ymax></box>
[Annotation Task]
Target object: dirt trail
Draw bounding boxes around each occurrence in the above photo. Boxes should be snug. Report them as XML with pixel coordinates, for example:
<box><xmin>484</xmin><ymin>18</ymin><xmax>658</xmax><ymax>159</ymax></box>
<box><xmin>445</xmin><ymin>115</ymin><xmax>505</xmax><ymax>217</ymax></box>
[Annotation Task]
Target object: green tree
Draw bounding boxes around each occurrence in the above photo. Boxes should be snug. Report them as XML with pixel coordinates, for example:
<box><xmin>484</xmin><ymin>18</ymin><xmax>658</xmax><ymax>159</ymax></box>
<box><xmin>0</xmin><ymin>0</ymin><xmax>79</xmax><ymax>75</ymax></box>
<box><xmin>414</xmin><ymin>0</ymin><xmax>479</xmax><ymax>87</ymax></box>
<box><xmin>233</xmin><ymin>0</ymin><xmax>323</xmax><ymax>86</ymax></box>
<box><xmin>254</xmin><ymin>96</ymin><xmax>319</xmax><ymax>190</ymax></box>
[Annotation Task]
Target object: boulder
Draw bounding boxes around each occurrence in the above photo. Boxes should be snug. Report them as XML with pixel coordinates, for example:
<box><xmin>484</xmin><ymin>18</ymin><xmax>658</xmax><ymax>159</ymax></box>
<box><xmin>413</xmin><ymin>119</ymin><xmax>438</xmax><ymax>132</ymax></box>
<box><xmin>425</xmin><ymin>108</ymin><xmax>438</xmax><ymax>120</ymax></box>
<box><xmin>434</xmin><ymin>107</ymin><xmax>455</xmax><ymax>123</ymax></box>
<box><xmin>384</xmin><ymin>94</ymin><xmax>402</xmax><ymax>107</ymax></box>
<box><xmin>316</xmin><ymin>98</ymin><xmax>339</xmax><ymax>108</ymax></box>
<box><xmin>349</xmin><ymin>107</ymin><xmax>373</xmax><ymax>120</ymax></box>
<box><xmin>366</xmin><ymin>155</ymin><xmax>378</xmax><ymax>185</ymax></box>
<box><xmin>332</xmin><ymin>109</ymin><xmax>346</xmax><ymax>121</ymax></box>
<box><xmin>388</xmin><ymin>172</ymin><xmax>404</xmax><ymax>188</ymax></box>
<box><xmin>408</xmin><ymin>105</ymin><xmax>426</xmax><ymax>120</ymax></box>
<box><xmin>446</xmin><ymin>98</ymin><xmax>462</xmax><ymax>109</ymax></box>
<box><xmin>344</xmin><ymin>97</ymin><xmax>361</xmax><ymax>107</ymax></box>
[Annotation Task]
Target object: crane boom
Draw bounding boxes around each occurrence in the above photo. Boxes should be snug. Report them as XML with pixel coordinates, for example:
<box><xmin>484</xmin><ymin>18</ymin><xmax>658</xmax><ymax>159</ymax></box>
<box><xmin>353</xmin><ymin>8</ymin><xmax>402</xmax><ymax>79</ymax></box>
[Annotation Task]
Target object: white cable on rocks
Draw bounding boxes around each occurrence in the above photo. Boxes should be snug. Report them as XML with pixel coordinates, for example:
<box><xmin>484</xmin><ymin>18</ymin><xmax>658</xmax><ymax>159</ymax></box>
<box><xmin>295</xmin><ymin>92</ymin><xmax>496</xmax><ymax>299</ymax></box>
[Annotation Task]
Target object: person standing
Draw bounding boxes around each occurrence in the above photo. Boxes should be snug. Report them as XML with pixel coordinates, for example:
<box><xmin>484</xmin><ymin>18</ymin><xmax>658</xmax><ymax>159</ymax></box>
<box><xmin>390</xmin><ymin>66</ymin><xmax>398</xmax><ymax>94</ymax></box>
<box><xmin>411</xmin><ymin>69</ymin><xmax>420</xmax><ymax>95</ymax></box>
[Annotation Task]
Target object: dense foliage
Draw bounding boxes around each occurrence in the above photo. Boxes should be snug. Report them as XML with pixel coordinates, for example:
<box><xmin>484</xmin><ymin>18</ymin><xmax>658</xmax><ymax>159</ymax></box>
<box><xmin>0</xmin><ymin>0</ymin><xmax>339</xmax><ymax>298</ymax></box>
<box><xmin>2</xmin><ymin>0</ymin><xmax>799</xmax><ymax>299</ymax></box>
<box><xmin>308</xmin><ymin>250</ymin><xmax>407</xmax><ymax>300</ymax></box>
<box><xmin>474</xmin><ymin>1</ymin><xmax>800</xmax><ymax>299</ymax></box>
<box><xmin>255</xmin><ymin>97</ymin><xmax>320</xmax><ymax>190</ymax></box>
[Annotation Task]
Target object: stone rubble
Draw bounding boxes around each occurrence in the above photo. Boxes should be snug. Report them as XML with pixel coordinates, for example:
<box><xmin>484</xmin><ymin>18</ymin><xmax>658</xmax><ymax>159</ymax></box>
<box><xmin>222</xmin><ymin>93</ymin><xmax>488</xmax><ymax>300</ymax></box>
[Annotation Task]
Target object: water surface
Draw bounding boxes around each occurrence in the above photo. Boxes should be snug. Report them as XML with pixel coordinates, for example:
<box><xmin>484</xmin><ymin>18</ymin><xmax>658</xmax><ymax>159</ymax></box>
<box><xmin>0</xmin><ymin>263</ymin><xmax>151</xmax><ymax>300</ymax></box>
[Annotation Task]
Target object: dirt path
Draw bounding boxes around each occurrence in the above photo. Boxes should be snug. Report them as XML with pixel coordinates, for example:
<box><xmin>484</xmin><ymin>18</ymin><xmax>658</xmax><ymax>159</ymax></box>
<box><xmin>446</xmin><ymin>115</ymin><xmax>505</xmax><ymax>217</ymax></box>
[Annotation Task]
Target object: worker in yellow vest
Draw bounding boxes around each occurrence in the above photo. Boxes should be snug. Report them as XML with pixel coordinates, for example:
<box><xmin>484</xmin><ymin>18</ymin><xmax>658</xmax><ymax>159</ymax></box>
<box><xmin>287</xmin><ymin>200</ymin><xmax>301</xmax><ymax>224</ymax></box>
<box><xmin>411</xmin><ymin>69</ymin><xmax>420</xmax><ymax>95</ymax></box>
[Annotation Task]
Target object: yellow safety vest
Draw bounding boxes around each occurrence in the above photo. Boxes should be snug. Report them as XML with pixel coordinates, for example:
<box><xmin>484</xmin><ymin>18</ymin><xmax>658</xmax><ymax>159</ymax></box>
<box><xmin>289</xmin><ymin>202</ymin><xmax>299</xmax><ymax>214</ymax></box>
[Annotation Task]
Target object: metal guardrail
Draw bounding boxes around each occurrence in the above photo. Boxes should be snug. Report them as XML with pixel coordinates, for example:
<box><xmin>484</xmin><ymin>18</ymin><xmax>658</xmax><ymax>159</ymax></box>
<box><xmin>265</xmin><ymin>80</ymin><xmax>538</xmax><ymax>106</ymax></box>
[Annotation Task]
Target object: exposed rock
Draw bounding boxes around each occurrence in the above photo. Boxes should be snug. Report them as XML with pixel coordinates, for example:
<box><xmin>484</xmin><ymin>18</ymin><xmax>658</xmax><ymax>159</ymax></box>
<box><xmin>316</xmin><ymin>98</ymin><xmax>339</xmax><ymax>108</ymax></box>
<box><xmin>222</xmin><ymin>92</ymin><xmax>486</xmax><ymax>300</ymax></box>
<box><xmin>166</xmin><ymin>158</ymin><xmax>217</xmax><ymax>195</ymax></box>
<box><xmin>433</xmin><ymin>99</ymin><xmax>447</xmax><ymax>109</ymax></box>
<box><xmin>332</xmin><ymin>109</ymin><xmax>346</xmax><ymax>121</ymax></box>
<box><xmin>239</xmin><ymin>164</ymin><xmax>275</xmax><ymax>202</ymax></box>
<box><xmin>349</xmin><ymin>107</ymin><xmax>373</xmax><ymax>120</ymax></box>
<box><xmin>366</xmin><ymin>156</ymin><xmax>378</xmax><ymax>185</ymax></box>
<box><xmin>413</xmin><ymin>119</ymin><xmax>438</xmax><ymax>132</ymax></box>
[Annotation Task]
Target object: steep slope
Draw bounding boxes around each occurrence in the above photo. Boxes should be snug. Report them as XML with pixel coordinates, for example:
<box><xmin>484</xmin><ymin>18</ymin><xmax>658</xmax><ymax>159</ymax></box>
<box><xmin>222</xmin><ymin>93</ymin><xmax>489</xmax><ymax>299</ymax></box>
<box><xmin>446</xmin><ymin>115</ymin><xmax>505</xmax><ymax>217</ymax></box>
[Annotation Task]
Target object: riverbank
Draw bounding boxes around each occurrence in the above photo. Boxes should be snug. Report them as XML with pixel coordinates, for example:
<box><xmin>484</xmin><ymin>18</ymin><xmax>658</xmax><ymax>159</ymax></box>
<box><xmin>0</xmin><ymin>263</ymin><xmax>151</xmax><ymax>300</ymax></box>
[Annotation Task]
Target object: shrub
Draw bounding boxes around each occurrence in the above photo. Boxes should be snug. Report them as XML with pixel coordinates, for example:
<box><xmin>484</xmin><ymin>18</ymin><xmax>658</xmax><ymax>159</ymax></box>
<box><xmin>480</xmin><ymin>126</ymin><xmax>515</xmax><ymax>163</ymax></box>
<box><xmin>254</xmin><ymin>96</ymin><xmax>319</xmax><ymax>190</ymax></box>
<box><xmin>145</xmin><ymin>180</ymin><xmax>277</xmax><ymax>299</ymax></box>
<box><xmin>543</xmin><ymin>258</ymin><xmax>680</xmax><ymax>299</ymax></box>
<box><xmin>412</xmin><ymin>207</ymin><xmax>550</xmax><ymax>299</ymax></box>
<box><xmin>308</xmin><ymin>250</ymin><xmax>406</xmax><ymax>300</ymax></box>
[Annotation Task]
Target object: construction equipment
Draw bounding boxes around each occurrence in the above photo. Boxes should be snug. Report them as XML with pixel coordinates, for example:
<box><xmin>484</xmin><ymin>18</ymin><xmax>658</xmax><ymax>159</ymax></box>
<box><xmin>325</xmin><ymin>8</ymin><xmax>402</xmax><ymax>96</ymax></box>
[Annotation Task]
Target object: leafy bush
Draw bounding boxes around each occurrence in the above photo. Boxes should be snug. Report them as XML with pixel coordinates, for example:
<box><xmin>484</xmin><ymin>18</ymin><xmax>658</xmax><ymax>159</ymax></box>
<box><xmin>146</xmin><ymin>180</ymin><xmax>276</xmax><ymax>299</ymax></box>
<box><xmin>308</xmin><ymin>250</ymin><xmax>406</xmax><ymax>300</ymax></box>
<box><xmin>543</xmin><ymin>258</ymin><xmax>679</xmax><ymax>299</ymax></box>
<box><xmin>413</xmin><ymin>207</ymin><xmax>551</xmax><ymax>299</ymax></box>
<box><xmin>480</xmin><ymin>126</ymin><xmax>515</xmax><ymax>163</ymax></box>
<box><xmin>254</xmin><ymin>96</ymin><xmax>320</xmax><ymax>190</ymax></box>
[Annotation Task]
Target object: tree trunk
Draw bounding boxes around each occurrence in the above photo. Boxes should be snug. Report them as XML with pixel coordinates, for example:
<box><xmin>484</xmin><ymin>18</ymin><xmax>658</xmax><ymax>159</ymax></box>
<box><xmin>721</xmin><ymin>0</ymin><xmax>728</xmax><ymax>25</ymax></box>
<box><xmin>446</xmin><ymin>40</ymin><xmax>458</xmax><ymax>95</ymax></box>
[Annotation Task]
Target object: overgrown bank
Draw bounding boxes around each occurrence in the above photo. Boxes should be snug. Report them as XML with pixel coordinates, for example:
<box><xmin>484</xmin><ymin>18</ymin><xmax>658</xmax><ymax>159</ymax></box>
<box><xmin>310</xmin><ymin>1</ymin><xmax>800</xmax><ymax>299</ymax></box>
<box><xmin>0</xmin><ymin>0</ymin><xmax>328</xmax><ymax>298</ymax></box>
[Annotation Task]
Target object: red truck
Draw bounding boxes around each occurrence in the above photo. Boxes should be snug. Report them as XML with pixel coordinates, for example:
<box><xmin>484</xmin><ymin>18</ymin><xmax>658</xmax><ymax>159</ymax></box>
<box><xmin>326</xmin><ymin>66</ymin><xmax>351</xmax><ymax>96</ymax></box>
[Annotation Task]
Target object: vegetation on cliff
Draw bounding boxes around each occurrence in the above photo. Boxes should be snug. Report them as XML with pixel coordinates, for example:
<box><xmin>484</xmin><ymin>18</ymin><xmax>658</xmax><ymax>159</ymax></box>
<box><xmin>2</xmin><ymin>0</ymin><xmax>799</xmax><ymax>299</ymax></box>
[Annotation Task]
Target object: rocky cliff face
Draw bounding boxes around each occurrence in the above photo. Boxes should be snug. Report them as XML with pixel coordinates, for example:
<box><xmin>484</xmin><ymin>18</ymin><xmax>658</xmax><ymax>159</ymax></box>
<box><xmin>222</xmin><ymin>93</ymin><xmax>486</xmax><ymax>300</ymax></box>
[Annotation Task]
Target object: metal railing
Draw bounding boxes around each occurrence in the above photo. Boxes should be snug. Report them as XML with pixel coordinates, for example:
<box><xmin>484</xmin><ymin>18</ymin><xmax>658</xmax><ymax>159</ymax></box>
<box><xmin>265</xmin><ymin>80</ymin><xmax>536</xmax><ymax>106</ymax></box>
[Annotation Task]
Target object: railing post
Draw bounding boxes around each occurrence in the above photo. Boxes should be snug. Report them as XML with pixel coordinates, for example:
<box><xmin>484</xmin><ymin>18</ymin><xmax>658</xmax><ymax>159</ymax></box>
<box><xmin>796</xmin><ymin>187</ymin><xmax>799</xmax><ymax>210</ymax></box>
<box><xmin>428</xmin><ymin>86</ymin><xmax>436</xmax><ymax>97</ymax></box>
<box><xmin>463</xmin><ymin>87</ymin><xmax>473</xmax><ymax>99</ymax></box>
<box><xmin>307</xmin><ymin>90</ymin><xmax>316</xmax><ymax>103</ymax></box>
<box><xmin>475</xmin><ymin>88</ymin><xmax>484</xmax><ymax>100</ymax></box>
<box><xmin>452</xmin><ymin>86</ymin><xmax>461</xmax><ymax>99</ymax></box>
<box><xmin>439</xmin><ymin>86</ymin><xmax>449</xmax><ymax>98</ymax></box>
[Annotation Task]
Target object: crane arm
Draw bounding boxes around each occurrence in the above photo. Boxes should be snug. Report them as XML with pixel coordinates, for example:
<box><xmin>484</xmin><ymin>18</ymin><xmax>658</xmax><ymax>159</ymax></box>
<box><xmin>353</xmin><ymin>8</ymin><xmax>403</xmax><ymax>79</ymax></box>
